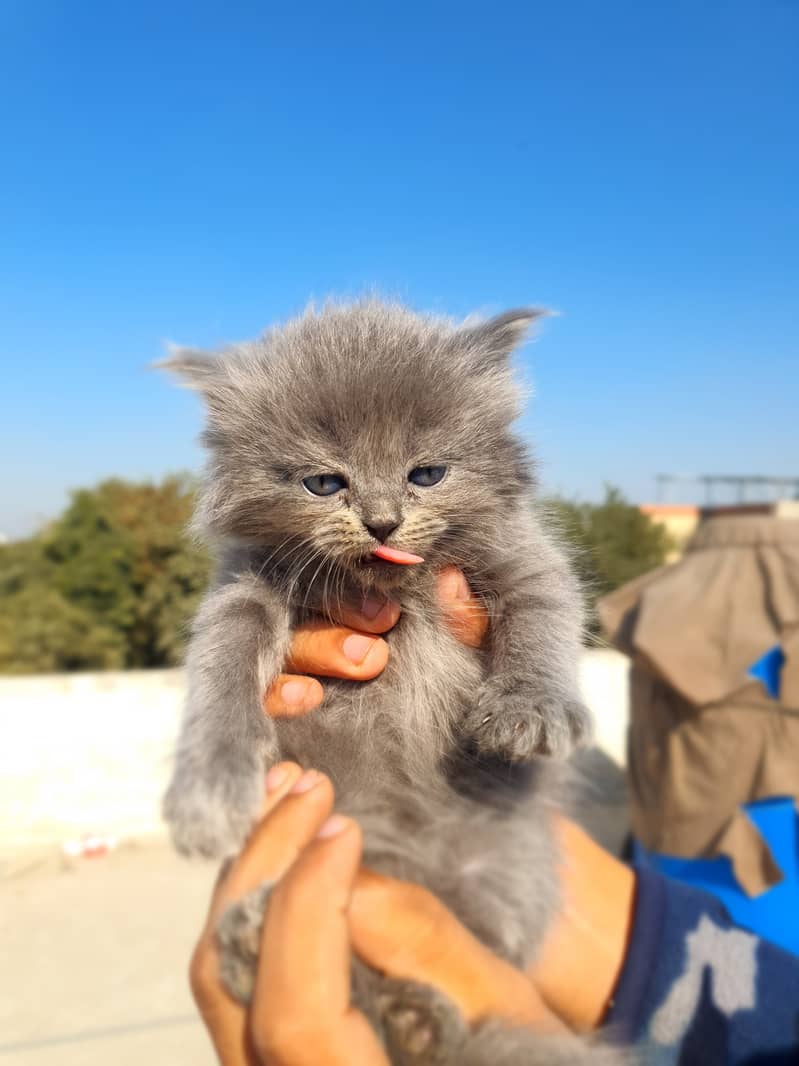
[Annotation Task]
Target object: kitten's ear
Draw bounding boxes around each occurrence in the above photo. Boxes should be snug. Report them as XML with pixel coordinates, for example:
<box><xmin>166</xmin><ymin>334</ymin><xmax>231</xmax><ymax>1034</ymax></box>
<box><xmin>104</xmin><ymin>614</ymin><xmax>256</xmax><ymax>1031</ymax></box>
<box><xmin>154</xmin><ymin>346</ymin><xmax>221</xmax><ymax>391</ymax></box>
<box><xmin>461</xmin><ymin>308</ymin><xmax>550</xmax><ymax>368</ymax></box>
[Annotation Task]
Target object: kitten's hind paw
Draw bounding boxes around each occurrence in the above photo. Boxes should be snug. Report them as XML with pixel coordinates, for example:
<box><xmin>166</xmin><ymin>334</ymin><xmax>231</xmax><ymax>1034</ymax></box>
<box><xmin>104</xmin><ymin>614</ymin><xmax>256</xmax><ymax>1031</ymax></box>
<box><xmin>216</xmin><ymin>883</ymin><xmax>273</xmax><ymax>1004</ymax></box>
<box><xmin>377</xmin><ymin>979</ymin><xmax>467</xmax><ymax>1066</ymax></box>
<box><xmin>467</xmin><ymin>680</ymin><xmax>591</xmax><ymax>762</ymax></box>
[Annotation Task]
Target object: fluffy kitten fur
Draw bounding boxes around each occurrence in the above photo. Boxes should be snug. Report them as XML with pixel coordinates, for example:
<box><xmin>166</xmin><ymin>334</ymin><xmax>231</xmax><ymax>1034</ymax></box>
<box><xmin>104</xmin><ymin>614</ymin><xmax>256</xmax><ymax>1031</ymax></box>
<box><xmin>162</xmin><ymin>300</ymin><xmax>622</xmax><ymax>1065</ymax></box>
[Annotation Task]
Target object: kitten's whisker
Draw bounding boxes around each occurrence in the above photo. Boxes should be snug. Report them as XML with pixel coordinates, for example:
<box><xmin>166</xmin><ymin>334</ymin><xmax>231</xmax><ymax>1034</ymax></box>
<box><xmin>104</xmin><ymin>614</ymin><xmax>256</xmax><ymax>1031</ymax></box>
<box><xmin>302</xmin><ymin>550</ymin><xmax>334</xmax><ymax>614</ymax></box>
<box><xmin>279</xmin><ymin>541</ymin><xmax>321</xmax><ymax>584</ymax></box>
<box><xmin>287</xmin><ymin>545</ymin><xmax>328</xmax><ymax>608</ymax></box>
<box><xmin>253</xmin><ymin>532</ymin><xmax>308</xmax><ymax>580</ymax></box>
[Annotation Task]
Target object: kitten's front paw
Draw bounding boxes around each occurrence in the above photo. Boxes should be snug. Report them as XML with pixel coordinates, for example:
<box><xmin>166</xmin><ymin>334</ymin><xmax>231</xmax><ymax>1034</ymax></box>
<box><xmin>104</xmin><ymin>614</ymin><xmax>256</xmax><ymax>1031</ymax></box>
<box><xmin>467</xmin><ymin>680</ymin><xmax>591</xmax><ymax>762</ymax></box>
<box><xmin>163</xmin><ymin>763</ymin><xmax>267</xmax><ymax>859</ymax></box>
<box><xmin>377</xmin><ymin>979</ymin><xmax>467</xmax><ymax>1066</ymax></box>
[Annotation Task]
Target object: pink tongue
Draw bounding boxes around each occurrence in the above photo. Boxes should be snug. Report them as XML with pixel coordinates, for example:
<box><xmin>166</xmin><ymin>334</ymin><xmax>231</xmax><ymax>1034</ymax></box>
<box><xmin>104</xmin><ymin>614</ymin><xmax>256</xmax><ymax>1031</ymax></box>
<box><xmin>372</xmin><ymin>545</ymin><xmax>424</xmax><ymax>565</ymax></box>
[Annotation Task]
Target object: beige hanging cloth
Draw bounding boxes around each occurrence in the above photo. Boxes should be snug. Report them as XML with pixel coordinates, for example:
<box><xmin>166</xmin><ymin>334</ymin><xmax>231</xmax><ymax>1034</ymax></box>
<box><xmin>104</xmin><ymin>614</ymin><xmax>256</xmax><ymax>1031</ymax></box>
<box><xmin>599</xmin><ymin>515</ymin><xmax>799</xmax><ymax>896</ymax></box>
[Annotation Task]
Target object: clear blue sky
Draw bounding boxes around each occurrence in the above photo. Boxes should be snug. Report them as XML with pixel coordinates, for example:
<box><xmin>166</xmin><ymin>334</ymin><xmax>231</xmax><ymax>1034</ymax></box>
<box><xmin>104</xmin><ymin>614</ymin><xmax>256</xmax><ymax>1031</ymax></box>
<box><xmin>2</xmin><ymin>1</ymin><xmax>797</xmax><ymax>538</ymax></box>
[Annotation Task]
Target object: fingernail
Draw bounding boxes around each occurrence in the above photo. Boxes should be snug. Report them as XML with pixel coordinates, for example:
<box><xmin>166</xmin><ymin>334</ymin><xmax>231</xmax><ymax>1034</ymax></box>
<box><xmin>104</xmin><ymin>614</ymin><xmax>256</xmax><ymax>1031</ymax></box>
<box><xmin>265</xmin><ymin>764</ymin><xmax>288</xmax><ymax>792</ymax></box>
<box><xmin>342</xmin><ymin>633</ymin><xmax>376</xmax><ymax>664</ymax></box>
<box><xmin>361</xmin><ymin>595</ymin><xmax>386</xmax><ymax>620</ymax></box>
<box><xmin>316</xmin><ymin>814</ymin><xmax>349</xmax><ymax>839</ymax></box>
<box><xmin>290</xmin><ymin>769</ymin><xmax>321</xmax><ymax>794</ymax></box>
<box><xmin>280</xmin><ymin>680</ymin><xmax>307</xmax><ymax>707</ymax></box>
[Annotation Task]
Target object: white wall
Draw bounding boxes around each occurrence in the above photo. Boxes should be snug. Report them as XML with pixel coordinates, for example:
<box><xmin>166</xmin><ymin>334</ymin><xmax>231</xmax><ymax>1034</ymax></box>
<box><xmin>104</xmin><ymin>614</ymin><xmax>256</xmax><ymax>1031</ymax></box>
<box><xmin>0</xmin><ymin>669</ymin><xmax>185</xmax><ymax>855</ymax></box>
<box><xmin>577</xmin><ymin>649</ymin><xmax>631</xmax><ymax>766</ymax></box>
<box><xmin>0</xmin><ymin>651</ymin><xmax>630</xmax><ymax>856</ymax></box>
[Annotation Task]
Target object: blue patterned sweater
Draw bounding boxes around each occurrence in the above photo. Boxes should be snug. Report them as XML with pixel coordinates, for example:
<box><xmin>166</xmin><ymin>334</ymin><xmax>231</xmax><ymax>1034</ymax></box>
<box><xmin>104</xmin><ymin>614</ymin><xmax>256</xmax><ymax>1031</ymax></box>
<box><xmin>606</xmin><ymin>867</ymin><xmax>799</xmax><ymax>1064</ymax></box>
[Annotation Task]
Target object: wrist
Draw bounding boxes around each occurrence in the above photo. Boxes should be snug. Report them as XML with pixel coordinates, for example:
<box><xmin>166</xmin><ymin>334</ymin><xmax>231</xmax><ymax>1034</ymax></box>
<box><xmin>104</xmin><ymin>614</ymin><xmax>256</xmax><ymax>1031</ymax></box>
<box><xmin>445</xmin><ymin>938</ymin><xmax>564</xmax><ymax>1033</ymax></box>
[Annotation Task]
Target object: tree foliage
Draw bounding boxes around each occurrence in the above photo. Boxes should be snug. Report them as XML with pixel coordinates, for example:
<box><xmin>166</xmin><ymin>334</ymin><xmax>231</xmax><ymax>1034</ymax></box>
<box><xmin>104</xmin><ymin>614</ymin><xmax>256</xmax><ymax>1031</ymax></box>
<box><xmin>0</xmin><ymin>475</ymin><xmax>210</xmax><ymax>674</ymax></box>
<box><xmin>0</xmin><ymin>477</ymin><xmax>671</xmax><ymax>673</ymax></box>
<box><xmin>544</xmin><ymin>485</ymin><xmax>673</xmax><ymax>631</ymax></box>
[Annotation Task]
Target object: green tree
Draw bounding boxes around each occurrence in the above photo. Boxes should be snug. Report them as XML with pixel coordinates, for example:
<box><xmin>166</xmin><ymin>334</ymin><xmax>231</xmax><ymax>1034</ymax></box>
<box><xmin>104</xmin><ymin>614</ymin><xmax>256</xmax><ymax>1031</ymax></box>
<box><xmin>544</xmin><ymin>486</ymin><xmax>672</xmax><ymax>631</ymax></box>
<box><xmin>1</xmin><ymin>476</ymin><xmax>669</xmax><ymax>672</ymax></box>
<box><xmin>0</xmin><ymin>475</ymin><xmax>210</xmax><ymax>674</ymax></box>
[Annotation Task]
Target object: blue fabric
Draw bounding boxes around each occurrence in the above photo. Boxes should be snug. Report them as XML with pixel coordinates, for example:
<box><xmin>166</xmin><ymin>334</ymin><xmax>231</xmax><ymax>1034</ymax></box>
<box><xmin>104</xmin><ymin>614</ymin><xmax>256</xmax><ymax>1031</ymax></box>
<box><xmin>607</xmin><ymin>866</ymin><xmax>799</xmax><ymax>1063</ymax></box>
<box><xmin>747</xmin><ymin>644</ymin><xmax>786</xmax><ymax>699</ymax></box>
<box><xmin>634</xmin><ymin>797</ymin><xmax>799</xmax><ymax>956</ymax></box>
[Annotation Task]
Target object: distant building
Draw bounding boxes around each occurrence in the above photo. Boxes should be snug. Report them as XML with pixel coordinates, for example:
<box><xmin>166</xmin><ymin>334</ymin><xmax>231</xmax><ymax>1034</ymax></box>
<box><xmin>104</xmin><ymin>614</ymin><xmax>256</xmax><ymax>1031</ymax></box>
<box><xmin>640</xmin><ymin>504</ymin><xmax>699</xmax><ymax>561</ymax></box>
<box><xmin>641</xmin><ymin>499</ymin><xmax>799</xmax><ymax>562</ymax></box>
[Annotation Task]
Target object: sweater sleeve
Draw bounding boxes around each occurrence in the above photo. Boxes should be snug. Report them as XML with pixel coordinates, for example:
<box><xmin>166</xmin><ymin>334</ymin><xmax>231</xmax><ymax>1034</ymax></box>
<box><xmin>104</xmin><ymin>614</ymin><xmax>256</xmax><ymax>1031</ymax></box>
<box><xmin>604</xmin><ymin>866</ymin><xmax>799</xmax><ymax>1064</ymax></box>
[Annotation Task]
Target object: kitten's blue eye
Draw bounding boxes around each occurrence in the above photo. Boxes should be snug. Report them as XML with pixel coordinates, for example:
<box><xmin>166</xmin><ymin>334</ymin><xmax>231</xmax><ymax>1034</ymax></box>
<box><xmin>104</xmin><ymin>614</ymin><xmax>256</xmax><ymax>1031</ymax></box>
<box><xmin>409</xmin><ymin>465</ymin><xmax>447</xmax><ymax>487</ymax></box>
<box><xmin>302</xmin><ymin>474</ymin><xmax>348</xmax><ymax>497</ymax></box>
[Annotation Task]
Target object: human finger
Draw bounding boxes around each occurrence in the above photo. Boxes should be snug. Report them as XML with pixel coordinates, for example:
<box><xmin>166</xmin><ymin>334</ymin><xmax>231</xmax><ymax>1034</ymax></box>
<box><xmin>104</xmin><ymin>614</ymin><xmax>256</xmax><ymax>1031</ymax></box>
<box><xmin>264</xmin><ymin>675</ymin><xmax>325</xmax><ymax>718</ymax></box>
<box><xmin>435</xmin><ymin>567</ymin><xmax>489</xmax><ymax>649</ymax></box>
<box><xmin>192</xmin><ymin>765</ymin><xmax>334</xmax><ymax>987</ymax></box>
<box><xmin>283</xmin><ymin>622</ymin><xmax>389</xmax><ymax>681</ymax></box>
<box><xmin>252</xmin><ymin>818</ymin><xmax>389</xmax><ymax>1066</ymax></box>
<box><xmin>191</xmin><ymin>766</ymin><xmax>337</xmax><ymax>1064</ymax></box>
<box><xmin>329</xmin><ymin>595</ymin><xmax>401</xmax><ymax>635</ymax></box>
<box><xmin>221</xmin><ymin>768</ymin><xmax>337</xmax><ymax>902</ymax></box>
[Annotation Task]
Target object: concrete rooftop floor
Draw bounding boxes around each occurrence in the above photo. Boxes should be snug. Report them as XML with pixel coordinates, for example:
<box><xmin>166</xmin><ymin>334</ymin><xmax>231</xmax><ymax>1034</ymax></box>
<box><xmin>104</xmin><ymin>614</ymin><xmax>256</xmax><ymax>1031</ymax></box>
<box><xmin>0</xmin><ymin>748</ymin><xmax>628</xmax><ymax>1066</ymax></box>
<box><xmin>0</xmin><ymin>843</ymin><xmax>217</xmax><ymax>1066</ymax></box>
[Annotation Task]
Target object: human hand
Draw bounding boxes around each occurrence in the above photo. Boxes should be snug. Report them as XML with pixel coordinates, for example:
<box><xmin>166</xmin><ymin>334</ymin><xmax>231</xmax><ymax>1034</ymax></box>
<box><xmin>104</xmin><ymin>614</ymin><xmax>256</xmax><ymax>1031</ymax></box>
<box><xmin>255</xmin><ymin>569</ymin><xmax>636</xmax><ymax>1041</ymax></box>
<box><xmin>192</xmin><ymin>764</ymin><xmax>560</xmax><ymax>1066</ymax></box>
<box><xmin>263</xmin><ymin>567</ymin><xmax>489</xmax><ymax>717</ymax></box>
<box><xmin>191</xmin><ymin>762</ymin><xmax>389</xmax><ymax>1066</ymax></box>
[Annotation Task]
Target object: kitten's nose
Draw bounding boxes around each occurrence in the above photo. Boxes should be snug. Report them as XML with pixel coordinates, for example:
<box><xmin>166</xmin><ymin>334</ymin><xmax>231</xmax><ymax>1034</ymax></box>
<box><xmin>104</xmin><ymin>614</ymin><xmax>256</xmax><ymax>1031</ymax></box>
<box><xmin>365</xmin><ymin>520</ymin><xmax>400</xmax><ymax>543</ymax></box>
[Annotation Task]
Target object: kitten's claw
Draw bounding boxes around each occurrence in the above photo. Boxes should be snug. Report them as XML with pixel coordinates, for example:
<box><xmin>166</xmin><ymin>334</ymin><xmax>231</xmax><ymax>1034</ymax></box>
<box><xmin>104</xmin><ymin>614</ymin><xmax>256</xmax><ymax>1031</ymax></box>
<box><xmin>467</xmin><ymin>681</ymin><xmax>591</xmax><ymax>762</ymax></box>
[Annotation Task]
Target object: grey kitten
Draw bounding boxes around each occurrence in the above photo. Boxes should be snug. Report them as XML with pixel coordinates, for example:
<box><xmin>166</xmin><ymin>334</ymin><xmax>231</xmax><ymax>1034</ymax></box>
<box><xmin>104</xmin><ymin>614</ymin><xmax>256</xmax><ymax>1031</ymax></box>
<box><xmin>162</xmin><ymin>300</ymin><xmax>623</xmax><ymax>1065</ymax></box>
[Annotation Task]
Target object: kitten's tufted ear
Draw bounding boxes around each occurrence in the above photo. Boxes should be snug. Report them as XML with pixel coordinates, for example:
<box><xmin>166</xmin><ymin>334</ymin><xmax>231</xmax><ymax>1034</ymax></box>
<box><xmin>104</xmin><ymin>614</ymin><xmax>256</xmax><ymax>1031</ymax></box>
<box><xmin>155</xmin><ymin>346</ymin><xmax>221</xmax><ymax>391</ymax></box>
<box><xmin>461</xmin><ymin>308</ymin><xmax>550</xmax><ymax>368</ymax></box>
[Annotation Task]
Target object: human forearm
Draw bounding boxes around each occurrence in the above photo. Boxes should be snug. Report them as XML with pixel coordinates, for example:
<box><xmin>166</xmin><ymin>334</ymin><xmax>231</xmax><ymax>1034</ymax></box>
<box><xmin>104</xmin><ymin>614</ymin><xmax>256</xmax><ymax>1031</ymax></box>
<box><xmin>528</xmin><ymin>817</ymin><xmax>636</xmax><ymax>1032</ymax></box>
